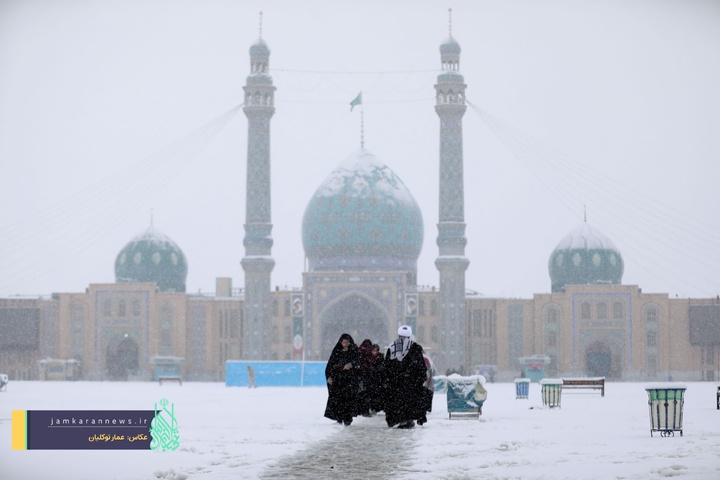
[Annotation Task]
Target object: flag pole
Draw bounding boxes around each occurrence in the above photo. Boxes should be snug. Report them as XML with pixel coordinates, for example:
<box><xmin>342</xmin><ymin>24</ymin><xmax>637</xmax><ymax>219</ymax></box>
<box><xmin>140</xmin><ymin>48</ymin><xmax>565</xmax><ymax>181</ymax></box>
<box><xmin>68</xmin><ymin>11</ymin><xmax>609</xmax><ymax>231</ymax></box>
<box><xmin>360</xmin><ymin>106</ymin><xmax>365</xmax><ymax>148</ymax></box>
<box><xmin>349</xmin><ymin>91</ymin><xmax>364</xmax><ymax>147</ymax></box>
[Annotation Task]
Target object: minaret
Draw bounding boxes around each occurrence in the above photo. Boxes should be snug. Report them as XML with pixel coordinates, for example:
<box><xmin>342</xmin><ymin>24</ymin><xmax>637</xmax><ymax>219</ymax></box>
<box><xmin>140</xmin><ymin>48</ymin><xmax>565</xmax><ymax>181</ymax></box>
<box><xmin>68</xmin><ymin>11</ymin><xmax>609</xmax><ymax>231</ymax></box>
<box><xmin>434</xmin><ymin>9</ymin><xmax>469</xmax><ymax>373</ymax></box>
<box><xmin>241</xmin><ymin>13</ymin><xmax>276</xmax><ymax>360</ymax></box>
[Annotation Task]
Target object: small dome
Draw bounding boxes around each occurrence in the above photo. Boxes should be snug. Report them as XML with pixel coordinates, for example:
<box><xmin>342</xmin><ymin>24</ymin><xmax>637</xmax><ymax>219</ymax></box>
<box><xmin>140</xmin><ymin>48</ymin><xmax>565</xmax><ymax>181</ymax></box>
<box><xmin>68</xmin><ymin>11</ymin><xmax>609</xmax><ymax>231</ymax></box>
<box><xmin>548</xmin><ymin>223</ymin><xmax>624</xmax><ymax>292</ymax></box>
<box><xmin>302</xmin><ymin>148</ymin><xmax>423</xmax><ymax>272</ymax></box>
<box><xmin>249</xmin><ymin>38</ymin><xmax>270</xmax><ymax>57</ymax></box>
<box><xmin>440</xmin><ymin>36</ymin><xmax>461</xmax><ymax>55</ymax></box>
<box><xmin>115</xmin><ymin>226</ymin><xmax>188</xmax><ymax>292</ymax></box>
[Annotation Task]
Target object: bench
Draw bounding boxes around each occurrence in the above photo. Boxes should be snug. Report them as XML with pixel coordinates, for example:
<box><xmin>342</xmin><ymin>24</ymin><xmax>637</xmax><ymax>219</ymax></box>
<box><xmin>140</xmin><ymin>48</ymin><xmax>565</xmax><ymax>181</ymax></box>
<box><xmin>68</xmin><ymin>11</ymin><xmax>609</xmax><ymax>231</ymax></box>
<box><xmin>562</xmin><ymin>377</ymin><xmax>604</xmax><ymax>396</ymax></box>
<box><xmin>158</xmin><ymin>376</ymin><xmax>183</xmax><ymax>386</ymax></box>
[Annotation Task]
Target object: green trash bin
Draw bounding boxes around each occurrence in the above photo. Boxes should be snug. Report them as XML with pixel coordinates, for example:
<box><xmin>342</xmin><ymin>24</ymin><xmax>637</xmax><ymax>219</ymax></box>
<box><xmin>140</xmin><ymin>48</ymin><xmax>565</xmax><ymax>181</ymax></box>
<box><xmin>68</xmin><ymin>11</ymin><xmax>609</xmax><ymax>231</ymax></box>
<box><xmin>645</xmin><ymin>384</ymin><xmax>686</xmax><ymax>437</ymax></box>
<box><xmin>540</xmin><ymin>378</ymin><xmax>563</xmax><ymax>408</ymax></box>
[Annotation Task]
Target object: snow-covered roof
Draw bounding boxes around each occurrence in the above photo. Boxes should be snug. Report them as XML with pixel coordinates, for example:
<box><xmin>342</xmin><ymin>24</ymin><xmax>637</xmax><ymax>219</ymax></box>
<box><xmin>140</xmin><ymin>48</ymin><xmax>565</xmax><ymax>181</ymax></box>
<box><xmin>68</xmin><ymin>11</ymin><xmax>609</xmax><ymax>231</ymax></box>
<box><xmin>318</xmin><ymin>148</ymin><xmax>418</xmax><ymax>207</ymax></box>
<box><xmin>554</xmin><ymin>223</ymin><xmax>620</xmax><ymax>252</ymax></box>
<box><xmin>129</xmin><ymin>226</ymin><xmax>177</xmax><ymax>246</ymax></box>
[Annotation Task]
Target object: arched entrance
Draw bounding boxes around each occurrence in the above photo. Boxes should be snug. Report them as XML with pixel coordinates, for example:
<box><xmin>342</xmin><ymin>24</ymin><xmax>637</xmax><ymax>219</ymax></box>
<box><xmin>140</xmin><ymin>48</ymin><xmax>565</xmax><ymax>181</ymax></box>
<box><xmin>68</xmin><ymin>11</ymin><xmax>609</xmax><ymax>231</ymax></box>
<box><xmin>585</xmin><ymin>340</ymin><xmax>614</xmax><ymax>379</ymax></box>
<box><xmin>106</xmin><ymin>336</ymin><xmax>139</xmax><ymax>380</ymax></box>
<box><xmin>320</xmin><ymin>294</ymin><xmax>390</xmax><ymax>356</ymax></box>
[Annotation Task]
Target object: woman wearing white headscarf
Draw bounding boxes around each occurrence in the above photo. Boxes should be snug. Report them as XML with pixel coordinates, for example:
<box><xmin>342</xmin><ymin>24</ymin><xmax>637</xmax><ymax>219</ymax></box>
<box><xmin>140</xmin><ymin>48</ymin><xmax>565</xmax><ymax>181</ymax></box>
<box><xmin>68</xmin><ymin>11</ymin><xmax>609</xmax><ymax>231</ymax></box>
<box><xmin>383</xmin><ymin>325</ymin><xmax>428</xmax><ymax>428</ymax></box>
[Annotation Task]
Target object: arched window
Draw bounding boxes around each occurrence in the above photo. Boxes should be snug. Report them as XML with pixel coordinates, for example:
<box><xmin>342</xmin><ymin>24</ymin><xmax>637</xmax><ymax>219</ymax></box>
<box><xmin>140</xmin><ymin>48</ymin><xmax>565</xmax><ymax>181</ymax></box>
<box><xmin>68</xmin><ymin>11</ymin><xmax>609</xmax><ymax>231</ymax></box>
<box><xmin>581</xmin><ymin>302</ymin><xmax>591</xmax><ymax>319</ymax></box>
<box><xmin>70</xmin><ymin>313</ymin><xmax>85</xmax><ymax>359</ymax></box>
<box><xmin>613</xmin><ymin>302</ymin><xmax>624</xmax><ymax>319</ymax></box>
<box><xmin>473</xmin><ymin>310</ymin><xmax>482</xmax><ymax>337</ymax></box>
<box><xmin>118</xmin><ymin>300</ymin><xmax>126</xmax><ymax>317</ymax></box>
<box><xmin>597</xmin><ymin>303</ymin><xmax>607</xmax><ymax>320</ymax></box>
<box><xmin>159</xmin><ymin>319</ymin><xmax>173</xmax><ymax>352</ymax></box>
<box><xmin>284</xmin><ymin>326</ymin><xmax>292</xmax><ymax>343</ymax></box>
<box><xmin>271</xmin><ymin>325</ymin><xmax>279</xmax><ymax>343</ymax></box>
<box><xmin>647</xmin><ymin>355</ymin><xmax>658</xmax><ymax>377</ymax></box>
<box><xmin>272</xmin><ymin>300</ymin><xmax>279</xmax><ymax>317</ymax></box>
<box><xmin>545</xmin><ymin>308</ymin><xmax>559</xmax><ymax>350</ymax></box>
<box><xmin>431</xmin><ymin>325</ymin><xmax>439</xmax><ymax>342</ymax></box>
<box><xmin>158</xmin><ymin>306</ymin><xmax>173</xmax><ymax>355</ymax></box>
<box><xmin>647</xmin><ymin>331</ymin><xmax>657</xmax><ymax>348</ymax></box>
<box><xmin>430</xmin><ymin>300</ymin><xmax>438</xmax><ymax>316</ymax></box>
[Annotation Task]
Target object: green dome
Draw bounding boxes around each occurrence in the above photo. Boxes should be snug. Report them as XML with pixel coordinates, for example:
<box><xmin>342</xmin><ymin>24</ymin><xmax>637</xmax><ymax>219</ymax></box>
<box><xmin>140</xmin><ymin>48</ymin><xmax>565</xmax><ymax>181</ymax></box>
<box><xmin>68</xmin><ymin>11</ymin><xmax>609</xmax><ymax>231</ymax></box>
<box><xmin>249</xmin><ymin>38</ymin><xmax>270</xmax><ymax>57</ymax></box>
<box><xmin>440</xmin><ymin>36</ymin><xmax>461</xmax><ymax>55</ymax></box>
<box><xmin>115</xmin><ymin>226</ymin><xmax>188</xmax><ymax>292</ymax></box>
<box><xmin>549</xmin><ymin>223</ymin><xmax>624</xmax><ymax>293</ymax></box>
<box><xmin>302</xmin><ymin>148</ymin><xmax>423</xmax><ymax>272</ymax></box>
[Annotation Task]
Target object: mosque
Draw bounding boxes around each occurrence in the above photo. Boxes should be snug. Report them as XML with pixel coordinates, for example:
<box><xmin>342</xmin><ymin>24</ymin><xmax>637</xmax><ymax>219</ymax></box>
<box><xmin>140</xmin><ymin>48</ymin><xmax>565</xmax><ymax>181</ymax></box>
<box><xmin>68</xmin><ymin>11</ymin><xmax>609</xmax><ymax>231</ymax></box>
<box><xmin>0</xmin><ymin>31</ymin><xmax>718</xmax><ymax>383</ymax></box>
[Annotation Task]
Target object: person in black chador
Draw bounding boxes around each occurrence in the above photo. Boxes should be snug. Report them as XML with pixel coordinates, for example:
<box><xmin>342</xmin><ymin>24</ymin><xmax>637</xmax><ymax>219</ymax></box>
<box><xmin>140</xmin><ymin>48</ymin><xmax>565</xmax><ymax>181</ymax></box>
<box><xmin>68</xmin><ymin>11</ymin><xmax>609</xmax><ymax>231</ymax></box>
<box><xmin>384</xmin><ymin>325</ymin><xmax>428</xmax><ymax>429</ymax></box>
<box><xmin>369</xmin><ymin>343</ymin><xmax>387</xmax><ymax>413</ymax></box>
<box><xmin>357</xmin><ymin>339</ymin><xmax>386</xmax><ymax>416</ymax></box>
<box><xmin>421</xmin><ymin>347</ymin><xmax>434</xmax><ymax>414</ymax></box>
<box><xmin>324</xmin><ymin>333</ymin><xmax>360</xmax><ymax>426</ymax></box>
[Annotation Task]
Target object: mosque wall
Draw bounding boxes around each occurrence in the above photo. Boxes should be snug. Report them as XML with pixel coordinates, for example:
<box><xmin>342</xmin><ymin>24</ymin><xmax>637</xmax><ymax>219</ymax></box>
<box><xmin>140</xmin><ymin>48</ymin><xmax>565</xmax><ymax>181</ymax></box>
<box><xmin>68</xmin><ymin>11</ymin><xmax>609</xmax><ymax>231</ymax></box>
<box><xmin>668</xmin><ymin>297</ymin><xmax>719</xmax><ymax>380</ymax></box>
<box><xmin>415</xmin><ymin>290</ymin><xmax>441</xmax><ymax>359</ymax></box>
<box><xmin>1</xmin><ymin>284</ymin><xmax>718</xmax><ymax>383</ymax></box>
<box><xmin>0</xmin><ymin>297</ymin><xmax>47</xmax><ymax>380</ymax></box>
<box><xmin>55</xmin><ymin>292</ymin><xmax>88</xmax><ymax>364</ymax></box>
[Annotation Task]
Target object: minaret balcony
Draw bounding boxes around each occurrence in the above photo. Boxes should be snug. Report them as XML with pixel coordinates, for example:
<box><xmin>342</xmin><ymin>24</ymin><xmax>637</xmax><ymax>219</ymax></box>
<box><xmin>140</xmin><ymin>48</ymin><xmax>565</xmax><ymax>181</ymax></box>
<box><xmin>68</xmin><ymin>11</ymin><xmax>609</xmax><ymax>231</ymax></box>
<box><xmin>246</xmin><ymin>75</ymin><xmax>274</xmax><ymax>86</ymax></box>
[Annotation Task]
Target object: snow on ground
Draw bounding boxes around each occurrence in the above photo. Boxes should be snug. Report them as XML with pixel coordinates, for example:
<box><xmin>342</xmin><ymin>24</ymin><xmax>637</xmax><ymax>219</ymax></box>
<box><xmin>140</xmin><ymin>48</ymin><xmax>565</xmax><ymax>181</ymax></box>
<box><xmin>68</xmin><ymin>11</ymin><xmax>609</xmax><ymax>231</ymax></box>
<box><xmin>1</xmin><ymin>381</ymin><xmax>719</xmax><ymax>479</ymax></box>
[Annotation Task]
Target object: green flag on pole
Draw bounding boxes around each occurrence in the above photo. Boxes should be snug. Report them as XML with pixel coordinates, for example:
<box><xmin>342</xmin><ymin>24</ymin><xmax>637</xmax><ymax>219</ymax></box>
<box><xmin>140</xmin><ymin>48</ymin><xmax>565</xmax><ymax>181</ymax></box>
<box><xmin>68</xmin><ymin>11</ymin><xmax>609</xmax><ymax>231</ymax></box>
<box><xmin>350</xmin><ymin>92</ymin><xmax>362</xmax><ymax>111</ymax></box>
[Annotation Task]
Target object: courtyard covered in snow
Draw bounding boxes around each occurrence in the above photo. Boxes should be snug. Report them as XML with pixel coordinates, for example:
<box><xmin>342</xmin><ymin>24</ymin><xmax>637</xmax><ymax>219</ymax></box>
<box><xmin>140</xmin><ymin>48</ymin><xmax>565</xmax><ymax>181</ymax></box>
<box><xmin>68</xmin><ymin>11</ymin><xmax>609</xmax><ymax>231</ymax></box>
<box><xmin>1</xmin><ymin>380</ymin><xmax>718</xmax><ymax>479</ymax></box>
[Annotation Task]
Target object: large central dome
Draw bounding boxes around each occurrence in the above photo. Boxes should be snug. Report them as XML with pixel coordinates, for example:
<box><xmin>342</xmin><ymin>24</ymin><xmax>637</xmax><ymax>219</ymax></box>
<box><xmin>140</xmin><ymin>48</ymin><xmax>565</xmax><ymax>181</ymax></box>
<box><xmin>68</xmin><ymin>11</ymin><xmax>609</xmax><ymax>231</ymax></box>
<box><xmin>548</xmin><ymin>223</ymin><xmax>624</xmax><ymax>292</ymax></box>
<box><xmin>115</xmin><ymin>226</ymin><xmax>188</xmax><ymax>292</ymax></box>
<box><xmin>302</xmin><ymin>148</ymin><xmax>423</xmax><ymax>272</ymax></box>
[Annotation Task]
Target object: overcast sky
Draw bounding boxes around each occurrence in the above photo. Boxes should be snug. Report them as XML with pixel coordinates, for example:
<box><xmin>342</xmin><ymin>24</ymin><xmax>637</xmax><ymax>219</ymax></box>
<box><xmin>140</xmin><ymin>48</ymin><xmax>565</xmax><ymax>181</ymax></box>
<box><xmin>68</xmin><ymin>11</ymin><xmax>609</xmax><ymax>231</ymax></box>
<box><xmin>0</xmin><ymin>0</ymin><xmax>718</xmax><ymax>299</ymax></box>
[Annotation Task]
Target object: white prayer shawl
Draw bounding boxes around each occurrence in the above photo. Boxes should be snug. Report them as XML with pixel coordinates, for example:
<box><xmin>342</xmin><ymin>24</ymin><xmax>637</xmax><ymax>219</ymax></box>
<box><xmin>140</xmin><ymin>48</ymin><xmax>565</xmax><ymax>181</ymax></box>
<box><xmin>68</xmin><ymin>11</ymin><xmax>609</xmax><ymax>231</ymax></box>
<box><xmin>389</xmin><ymin>337</ymin><xmax>414</xmax><ymax>362</ymax></box>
